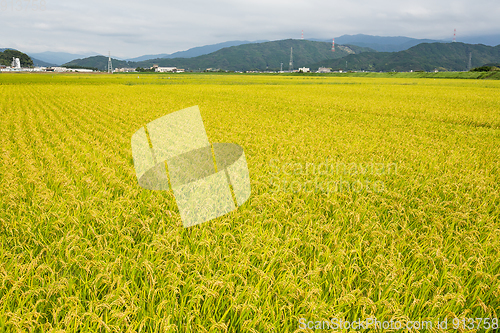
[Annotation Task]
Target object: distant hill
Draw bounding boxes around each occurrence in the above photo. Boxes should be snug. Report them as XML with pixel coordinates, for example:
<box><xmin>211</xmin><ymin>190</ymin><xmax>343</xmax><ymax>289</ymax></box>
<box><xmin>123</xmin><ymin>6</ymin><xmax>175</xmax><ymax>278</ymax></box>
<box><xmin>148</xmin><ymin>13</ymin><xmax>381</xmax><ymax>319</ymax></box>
<box><xmin>135</xmin><ymin>39</ymin><xmax>373</xmax><ymax>71</ymax></box>
<box><xmin>311</xmin><ymin>42</ymin><xmax>500</xmax><ymax>72</ymax></box>
<box><xmin>63</xmin><ymin>40</ymin><xmax>500</xmax><ymax>73</ymax></box>
<box><xmin>0</xmin><ymin>49</ymin><xmax>33</xmax><ymax>67</ymax></box>
<box><xmin>315</xmin><ymin>34</ymin><xmax>500</xmax><ymax>52</ymax></box>
<box><xmin>64</xmin><ymin>39</ymin><xmax>375</xmax><ymax>72</ymax></box>
<box><xmin>0</xmin><ymin>48</ymin><xmax>52</xmax><ymax>66</ymax></box>
<box><xmin>28</xmin><ymin>51</ymin><xmax>100</xmax><ymax>66</ymax></box>
<box><xmin>148</xmin><ymin>40</ymin><xmax>372</xmax><ymax>71</ymax></box>
<box><xmin>7</xmin><ymin>33</ymin><xmax>500</xmax><ymax>68</ymax></box>
<box><xmin>334</xmin><ymin>34</ymin><xmax>444</xmax><ymax>52</ymax></box>
<box><xmin>456</xmin><ymin>34</ymin><xmax>500</xmax><ymax>47</ymax></box>
<box><xmin>309</xmin><ymin>34</ymin><xmax>444</xmax><ymax>52</ymax></box>
<box><xmin>63</xmin><ymin>56</ymin><xmax>134</xmax><ymax>71</ymax></box>
<box><xmin>126</xmin><ymin>40</ymin><xmax>268</xmax><ymax>62</ymax></box>
<box><xmin>126</xmin><ymin>53</ymin><xmax>170</xmax><ymax>62</ymax></box>
<box><xmin>31</xmin><ymin>57</ymin><xmax>56</xmax><ymax>67</ymax></box>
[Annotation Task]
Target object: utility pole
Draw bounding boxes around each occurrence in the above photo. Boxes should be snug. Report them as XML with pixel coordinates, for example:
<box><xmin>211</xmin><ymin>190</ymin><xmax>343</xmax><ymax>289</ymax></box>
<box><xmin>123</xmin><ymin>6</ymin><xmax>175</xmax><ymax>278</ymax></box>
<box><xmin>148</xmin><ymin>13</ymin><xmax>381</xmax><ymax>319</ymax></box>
<box><xmin>108</xmin><ymin>51</ymin><xmax>113</xmax><ymax>73</ymax></box>
<box><xmin>289</xmin><ymin>47</ymin><xmax>293</xmax><ymax>72</ymax></box>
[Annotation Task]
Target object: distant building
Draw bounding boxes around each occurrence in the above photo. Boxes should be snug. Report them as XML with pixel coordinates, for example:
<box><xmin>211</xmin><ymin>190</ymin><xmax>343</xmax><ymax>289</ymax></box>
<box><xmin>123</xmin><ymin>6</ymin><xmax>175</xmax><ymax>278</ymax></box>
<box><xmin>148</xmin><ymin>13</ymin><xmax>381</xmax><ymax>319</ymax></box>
<box><xmin>115</xmin><ymin>67</ymin><xmax>136</xmax><ymax>72</ymax></box>
<box><xmin>51</xmin><ymin>67</ymin><xmax>94</xmax><ymax>73</ymax></box>
<box><xmin>156</xmin><ymin>67</ymin><xmax>177</xmax><ymax>72</ymax></box>
<box><xmin>298</xmin><ymin>67</ymin><xmax>310</xmax><ymax>73</ymax></box>
<box><xmin>317</xmin><ymin>67</ymin><xmax>331</xmax><ymax>73</ymax></box>
<box><xmin>11</xmin><ymin>57</ymin><xmax>21</xmax><ymax>69</ymax></box>
<box><xmin>1</xmin><ymin>66</ymin><xmax>45</xmax><ymax>72</ymax></box>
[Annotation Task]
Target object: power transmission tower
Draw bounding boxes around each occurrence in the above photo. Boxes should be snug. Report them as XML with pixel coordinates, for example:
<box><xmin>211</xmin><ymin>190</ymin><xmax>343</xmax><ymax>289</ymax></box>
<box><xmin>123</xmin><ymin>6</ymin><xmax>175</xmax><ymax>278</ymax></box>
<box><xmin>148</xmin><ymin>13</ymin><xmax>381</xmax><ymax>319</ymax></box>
<box><xmin>108</xmin><ymin>51</ymin><xmax>113</xmax><ymax>73</ymax></box>
<box><xmin>289</xmin><ymin>47</ymin><xmax>293</xmax><ymax>72</ymax></box>
<box><xmin>468</xmin><ymin>52</ymin><xmax>472</xmax><ymax>71</ymax></box>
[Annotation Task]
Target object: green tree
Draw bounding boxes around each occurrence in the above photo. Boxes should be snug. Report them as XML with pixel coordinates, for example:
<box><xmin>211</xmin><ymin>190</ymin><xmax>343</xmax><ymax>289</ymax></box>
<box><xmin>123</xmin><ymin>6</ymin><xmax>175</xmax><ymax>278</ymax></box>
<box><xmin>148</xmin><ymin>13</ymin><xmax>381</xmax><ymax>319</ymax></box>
<box><xmin>0</xmin><ymin>49</ymin><xmax>34</xmax><ymax>67</ymax></box>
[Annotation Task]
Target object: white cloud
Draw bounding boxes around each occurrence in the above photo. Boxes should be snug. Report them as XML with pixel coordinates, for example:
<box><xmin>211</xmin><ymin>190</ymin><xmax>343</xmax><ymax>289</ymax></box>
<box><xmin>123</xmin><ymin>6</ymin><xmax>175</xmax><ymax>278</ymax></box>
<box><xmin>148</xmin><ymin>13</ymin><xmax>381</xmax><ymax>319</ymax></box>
<box><xmin>1</xmin><ymin>0</ymin><xmax>499</xmax><ymax>58</ymax></box>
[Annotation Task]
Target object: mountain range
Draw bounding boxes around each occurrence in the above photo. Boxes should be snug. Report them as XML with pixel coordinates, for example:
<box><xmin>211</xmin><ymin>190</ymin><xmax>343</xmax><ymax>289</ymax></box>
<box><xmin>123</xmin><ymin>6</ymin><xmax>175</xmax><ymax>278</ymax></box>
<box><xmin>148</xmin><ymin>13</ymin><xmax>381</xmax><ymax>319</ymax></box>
<box><xmin>308</xmin><ymin>35</ymin><xmax>444</xmax><ymax>52</ymax></box>
<box><xmin>4</xmin><ymin>33</ymin><xmax>499</xmax><ymax>66</ymax></box>
<box><xmin>3</xmin><ymin>34</ymin><xmax>500</xmax><ymax>72</ymax></box>
<box><xmin>27</xmin><ymin>51</ymin><xmax>101</xmax><ymax>67</ymax></box>
<box><xmin>126</xmin><ymin>40</ymin><xmax>268</xmax><ymax>62</ymax></box>
<box><xmin>317</xmin><ymin>33</ymin><xmax>500</xmax><ymax>51</ymax></box>
<box><xmin>63</xmin><ymin>40</ymin><xmax>374</xmax><ymax>71</ymax></box>
<box><xmin>312</xmin><ymin>42</ymin><xmax>500</xmax><ymax>72</ymax></box>
<box><xmin>20</xmin><ymin>41</ymin><xmax>268</xmax><ymax>65</ymax></box>
<box><xmin>62</xmin><ymin>39</ymin><xmax>500</xmax><ymax>72</ymax></box>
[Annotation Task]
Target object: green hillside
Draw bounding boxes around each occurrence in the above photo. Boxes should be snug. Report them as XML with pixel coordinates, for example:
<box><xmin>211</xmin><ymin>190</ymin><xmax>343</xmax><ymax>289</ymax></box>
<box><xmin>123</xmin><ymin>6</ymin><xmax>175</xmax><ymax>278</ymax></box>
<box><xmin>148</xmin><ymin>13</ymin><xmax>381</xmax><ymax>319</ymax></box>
<box><xmin>62</xmin><ymin>56</ymin><xmax>133</xmax><ymax>71</ymax></box>
<box><xmin>311</xmin><ymin>42</ymin><xmax>500</xmax><ymax>72</ymax></box>
<box><xmin>0</xmin><ymin>49</ymin><xmax>34</xmax><ymax>67</ymax></box>
<box><xmin>63</xmin><ymin>40</ymin><xmax>374</xmax><ymax>72</ymax></box>
<box><xmin>135</xmin><ymin>39</ymin><xmax>373</xmax><ymax>71</ymax></box>
<box><xmin>63</xmin><ymin>41</ymin><xmax>500</xmax><ymax>73</ymax></box>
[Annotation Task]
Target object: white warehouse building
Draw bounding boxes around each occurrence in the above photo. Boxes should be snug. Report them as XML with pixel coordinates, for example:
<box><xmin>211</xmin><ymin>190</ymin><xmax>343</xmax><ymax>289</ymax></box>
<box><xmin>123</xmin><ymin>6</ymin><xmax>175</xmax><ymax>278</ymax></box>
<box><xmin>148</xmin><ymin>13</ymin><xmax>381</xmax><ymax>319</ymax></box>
<box><xmin>11</xmin><ymin>57</ymin><xmax>21</xmax><ymax>69</ymax></box>
<box><xmin>155</xmin><ymin>67</ymin><xmax>185</xmax><ymax>73</ymax></box>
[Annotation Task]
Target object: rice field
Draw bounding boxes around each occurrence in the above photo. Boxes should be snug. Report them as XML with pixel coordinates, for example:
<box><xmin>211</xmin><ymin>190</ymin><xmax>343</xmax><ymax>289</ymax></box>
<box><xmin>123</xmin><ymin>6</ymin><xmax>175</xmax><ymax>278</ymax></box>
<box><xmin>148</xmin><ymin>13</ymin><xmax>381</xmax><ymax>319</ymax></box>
<box><xmin>0</xmin><ymin>73</ymin><xmax>499</xmax><ymax>332</ymax></box>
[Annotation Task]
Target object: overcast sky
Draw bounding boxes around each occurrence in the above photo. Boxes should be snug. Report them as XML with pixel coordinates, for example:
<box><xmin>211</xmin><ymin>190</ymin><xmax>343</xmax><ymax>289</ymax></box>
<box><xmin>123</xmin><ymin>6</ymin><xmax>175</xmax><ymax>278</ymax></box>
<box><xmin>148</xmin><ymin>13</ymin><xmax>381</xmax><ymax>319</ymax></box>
<box><xmin>1</xmin><ymin>0</ymin><xmax>499</xmax><ymax>58</ymax></box>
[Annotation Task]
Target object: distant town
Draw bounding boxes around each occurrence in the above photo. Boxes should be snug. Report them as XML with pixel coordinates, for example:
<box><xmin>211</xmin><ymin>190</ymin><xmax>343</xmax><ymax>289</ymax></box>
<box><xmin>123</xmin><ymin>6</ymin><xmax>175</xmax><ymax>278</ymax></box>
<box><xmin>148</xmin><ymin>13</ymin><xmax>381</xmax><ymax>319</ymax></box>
<box><xmin>1</xmin><ymin>57</ymin><xmax>346</xmax><ymax>74</ymax></box>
